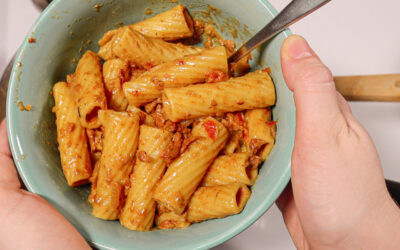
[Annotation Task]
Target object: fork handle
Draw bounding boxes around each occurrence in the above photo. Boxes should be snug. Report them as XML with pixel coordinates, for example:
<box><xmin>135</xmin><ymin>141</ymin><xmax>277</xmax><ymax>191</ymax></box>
<box><xmin>335</xmin><ymin>74</ymin><xmax>400</xmax><ymax>102</ymax></box>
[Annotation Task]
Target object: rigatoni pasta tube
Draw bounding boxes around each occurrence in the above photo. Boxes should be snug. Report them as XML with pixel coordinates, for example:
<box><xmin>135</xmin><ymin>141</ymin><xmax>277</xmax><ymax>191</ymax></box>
<box><xmin>97</xmin><ymin>30</ymin><xmax>117</xmax><ymax>61</ymax></box>
<box><xmin>91</xmin><ymin>110</ymin><xmax>140</xmax><ymax>220</ymax></box>
<box><xmin>98</xmin><ymin>27</ymin><xmax>202</xmax><ymax>66</ymax></box>
<box><xmin>53</xmin><ymin>82</ymin><xmax>92</xmax><ymax>186</ymax></box>
<box><xmin>123</xmin><ymin>46</ymin><xmax>228</xmax><ymax>106</ymax></box>
<box><xmin>163</xmin><ymin>71</ymin><xmax>275</xmax><ymax>122</ymax></box>
<box><xmin>153</xmin><ymin>117</ymin><xmax>228</xmax><ymax>214</ymax></box>
<box><xmin>98</xmin><ymin>4</ymin><xmax>193</xmax><ymax>53</ymax></box>
<box><xmin>155</xmin><ymin>212</ymin><xmax>191</xmax><ymax>229</ymax></box>
<box><xmin>126</xmin><ymin>105</ymin><xmax>155</xmax><ymax>126</ymax></box>
<box><xmin>155</xmin><ymin>204</ymin><xmax>190</xmax><ymax>229</ymax></box>
<box><xmin>103</xmin><ymin>59</ymin><xmax>130</xmax><ymax>111</ymax></box>
<box><xmin>222</xmin><ymin>131</ymin><xmax>240</xmax><ymax>155</ymax></box>
<box><xmin>201</xmin><ymin>152</ymin><xmax>257</xmax><ymax>186</ymax></box>
<box><xmin>70</xmin><ymin>50</ymin><xmax>107</xmax><ymax>129</ymax></box>
<box><xmin>245</xmin><ymin>108</ymin><xmax>276</xmax><ymax>161</ymax></box>
<box><xmin>187</xmin><ymin>183</ymin><xmax>251</xmax><ymax>223</ymax></box>
<box><xmin>120</xmin><ymin>126</ymin><xmax>173</xmax><ymax>231</ymax></box>
<box><xmin>131</xmin><ymin>5</ymin><xmax>194</xmax><ymax>41</ymax></box>
<box><xmin>88</xmin><ymin>160</ymin><xmax>101</xmax><ymax>204</ymax></box>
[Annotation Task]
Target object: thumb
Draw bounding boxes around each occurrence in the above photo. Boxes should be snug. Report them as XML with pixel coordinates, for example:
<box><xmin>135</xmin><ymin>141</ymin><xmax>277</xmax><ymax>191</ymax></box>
<box><xmin>281</xmin><ymin>35</ymin><xmax>343</xmax><ymax>130</ymax></box>
<box><xmin>0</xmin><ymin>119</ymin><xmax>21</xmax><ymax>189</ymax></box>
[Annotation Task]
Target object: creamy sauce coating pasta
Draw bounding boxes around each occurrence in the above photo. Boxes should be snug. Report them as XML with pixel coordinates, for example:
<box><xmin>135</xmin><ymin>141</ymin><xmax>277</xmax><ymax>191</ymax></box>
<box><xmin>53</xmin><ymin>4</ymin><xmax>276</xmax><ymax>231</ymax></box>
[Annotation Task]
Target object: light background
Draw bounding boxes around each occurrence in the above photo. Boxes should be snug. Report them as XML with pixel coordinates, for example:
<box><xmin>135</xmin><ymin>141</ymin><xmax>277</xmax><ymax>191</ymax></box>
<box><xmin>1</xmin><ymin>0</ymin><xmax>399</xmax><ymax>249</ymax></box>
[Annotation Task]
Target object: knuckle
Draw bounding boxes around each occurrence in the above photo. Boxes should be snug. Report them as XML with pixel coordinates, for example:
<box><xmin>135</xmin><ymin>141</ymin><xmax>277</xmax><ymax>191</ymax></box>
<box><xmin>298</xmin><ymin>58</ymin><xmax>334</xmax><ymax>92</ymax></box>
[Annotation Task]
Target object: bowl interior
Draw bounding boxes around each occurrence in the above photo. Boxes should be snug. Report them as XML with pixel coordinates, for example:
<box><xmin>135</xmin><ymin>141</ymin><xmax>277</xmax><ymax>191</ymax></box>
<box><xmin>6</xmin><ymin>0</ymin><xmax>294</xmax><ymax>249</ymax></box>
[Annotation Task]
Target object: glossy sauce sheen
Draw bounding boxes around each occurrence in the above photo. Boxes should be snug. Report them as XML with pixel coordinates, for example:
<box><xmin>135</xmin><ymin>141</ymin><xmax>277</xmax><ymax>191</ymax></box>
<box><xmin>54</xmin><ymin>4</ymin><xmax>277</xmax><ymax>231</ymax></box>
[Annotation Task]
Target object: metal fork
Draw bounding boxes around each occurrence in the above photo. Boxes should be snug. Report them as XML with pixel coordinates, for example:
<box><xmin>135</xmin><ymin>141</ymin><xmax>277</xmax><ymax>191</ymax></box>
<box><xmin>229</xmin><ymin>0</ymin><xmax>331</xmax><ymax>63</ymax></box>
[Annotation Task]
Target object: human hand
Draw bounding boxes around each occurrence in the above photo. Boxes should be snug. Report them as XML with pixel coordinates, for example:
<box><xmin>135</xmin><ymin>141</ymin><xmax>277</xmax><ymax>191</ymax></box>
<box><xmin>277</xmin><ymin>35</ymin><xmax>400</xmax><ymax>249</ymax></box>
<box><xmin>0</xmin><ymin>119</ymin><xmax>90</xmax><ymax>250</ymax></box>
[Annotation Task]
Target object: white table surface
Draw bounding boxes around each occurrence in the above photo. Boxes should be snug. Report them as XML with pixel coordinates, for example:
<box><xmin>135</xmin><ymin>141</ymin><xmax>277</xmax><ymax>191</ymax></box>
<box><xmin>1</xmin><ymin>0</ymin><xmax>399</xmax><ymax>249</ymax></box>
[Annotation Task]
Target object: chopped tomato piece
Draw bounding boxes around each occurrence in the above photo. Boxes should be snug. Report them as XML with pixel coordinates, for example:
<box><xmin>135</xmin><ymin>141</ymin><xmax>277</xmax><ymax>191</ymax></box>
<box><xmin>267</xmin><ymin>121</ymin><xmax>277</xmax><ymax>126</ymax></box>
<box><xmin>28</xmin><ymin>38</ymin><xmax>36</xmax><ymax>43</ymax></box>
<box><xmin>242</xmin><ymin>128</ymin><xmax>249</xmax><ymax>141</ymax></box>
<box><xmin>177</xmin><ymin>60</ymin><xmax>185</xmax><ymax>66</ymax></box>
<box><xmin>205</xmin><ymin>70</ymin><xmax>228</xmax><ymax>83</ymax></box>
<box><xmin>237</xmin><ymin>112</ymin><xmax>244</xmax><ymax>126</ymax></box>
<box><xmin>119</xmin><ymin>69</ymin><xmax>128</xmax><ymax>84</ymax></box>
<box><xmin>145</xmin><ymin>62</ymin><xmax>154</xmax><ymax>70</ymax></box>
<box><xmin>202</xmin><ymin>120</ymin><xmax>217</xmax><ymax>139</ymax></box>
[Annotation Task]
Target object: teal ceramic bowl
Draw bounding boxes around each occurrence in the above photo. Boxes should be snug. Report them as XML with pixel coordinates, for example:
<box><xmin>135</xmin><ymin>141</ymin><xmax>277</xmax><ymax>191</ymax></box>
<box><xmin>6</xmin><ymin>0</ymin><xmax>294</xmax><ymax>249</ymax></box>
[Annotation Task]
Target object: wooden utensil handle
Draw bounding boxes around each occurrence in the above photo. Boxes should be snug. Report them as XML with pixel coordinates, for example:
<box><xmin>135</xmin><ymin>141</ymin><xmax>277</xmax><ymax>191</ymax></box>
<box><xmin>334</xmin><ymin>74</ymin><xmax>400</xmax><ymax>102</ymax></box>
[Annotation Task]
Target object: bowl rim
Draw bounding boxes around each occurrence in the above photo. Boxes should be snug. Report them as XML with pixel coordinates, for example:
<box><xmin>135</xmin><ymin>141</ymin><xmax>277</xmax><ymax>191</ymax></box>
<box><xmin>6</xmin><ymin>0</ymin><xmax>292</xmax><ymax>249</ymax></box>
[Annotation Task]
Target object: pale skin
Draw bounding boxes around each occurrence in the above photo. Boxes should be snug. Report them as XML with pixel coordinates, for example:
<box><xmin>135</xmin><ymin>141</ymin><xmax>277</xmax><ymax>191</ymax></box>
<box><xmin>277</xmin><ymin>35</ymin><xmax>400</xmax><ymax>249</ymax></box>
<box><xmin>0</xmin><ymin>119</ymin><xmax>90</xmax><ymax>250</ymax></box>
<box><xmin>0</xmin><ymin>35</ymin><xmax>399</xmax><ymax>249</ymax></box>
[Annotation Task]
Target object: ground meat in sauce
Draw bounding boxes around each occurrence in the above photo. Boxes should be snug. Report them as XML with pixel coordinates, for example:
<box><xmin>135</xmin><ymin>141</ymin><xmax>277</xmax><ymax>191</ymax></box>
<box><xmin>163</xmin><ymin>120</ymin><xmax>177</xmax><ymax>133</ymax></box>
<box><xmin>137</xmin><ymin>111</ymin><xmax>148</xmax><ymax>125</ymax></box>
<box><xmin>223</xmin><ymin>39</ymin><xmax>236</xmax><ymax>57</ymax></box>
<box><xmin>221</xmin><ymin>112</ymin><xmax>265</xmax><ymax>168</ymax></box>
<box><xmin>204</xmin><ymin>25</ymin><xmax>225</xmax><ymax>48</ymax></box>
<box><xmin>229</xmin><ymin>54</ymin><xmax>251</xmax><ymax>77</ymax></box>
<box><xmin>144</xmin><ymin>98</ymin><xmax>161</xmax><ymax>113</ymax></box>
<box><xmin>249</xmin><ymin>155</ymin><xmax>261</xmax><ymax>169</ymax></box>
<box><xmin>205</xmin><ymin>70</ymin><xmax>228</xmax><ymax>83</ymax></box>
<box><xmin>176</xmin><ymin>19</ymin><xmax>205</xmax><ymax>45</ymax></box>
<box><xmin>160</xmin><ymin>132</ymin><xmax>183</xmax><ymax>165</ymax></box>
<box><xmin>249</xmin><ymin>138</ymin><xmax>266</xmax><ymax>153</ymax></box>
<box><xmin>222</xmin><ymin>112</ymin><xmax>246</xmax><ymax>132</ymax></box>
<box><xmin>149</xmin><ymin>103</ymin><xmax>179</xmax><ymax>133</ymax></box>
<box><xmin>86</xmin><ymin>127</ymin><xmax>104</xmax><ymax>153</ymax></box>
<box><xmin>138</xmin><ymin>151</ymin><xmax>152</xmax><ymax>163</ymax></box>
<box><xmin>130</xmin><ymin>66</ymin><xmax>147</xmax><ymax>81</ymax></box>
<box><xmin>151</xmin><ymin>104</ymin><xmax>168</xmax><ymax>128</ymax></box>
<box><xmin>180</xmin><ymin>136</ymin><xmax>200</xmax><ymax>154</ymax></box>
<box><xmin>176</xmin><ymin>120</ymin><xmax>192</xmax><ymax>138</ymax></box>
<box><xmin>248</xmin><ymin>139</ymin><xmax>268</xmax><ymax>168</ymax></box>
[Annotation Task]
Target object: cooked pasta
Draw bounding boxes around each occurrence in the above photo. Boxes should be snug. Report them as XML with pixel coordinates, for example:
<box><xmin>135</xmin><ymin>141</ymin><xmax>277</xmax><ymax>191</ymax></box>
<box><xmin>163</xmin><ymin>71</ymin><xmax>275</xmax><ymax>122</ymax></box>
<box><xmin>201</xmin><ymin>152</ymin><xmax>257</xmax><ymax>186</ymax></box>
<box><xmin>91</xmin><ymin>110</ymin><xmax>140</xmax><ymax>220</ymax></box>
<box><xmin>245</xmin><ymin>108</ymin><xmax>276</xmax><ymax>161</ymax></box>
<box><xmin>53</xmin><ymin>82</ymin><xmax>92</xmax><ymax>186</ymax></box>
<box><xmin>153</xmin><ymin>117</ymin><xmax>229</xmax><ymax>214</ymax></box>
<box><xmin>99</xmin><ymin>4</ymin><xmax>193</xmax><ymax>47</ymax></box>
<box><xmin>69</xmin><ymin>50</ymin><xmax>107</xmax><ymax>129</ymax></box>
<box><xmin>187</xmin><ymin>183</ymin><xmax>251</xmax><ymax>222</ymax></box>
<box><xmin>155</xmin><ymin>203</ymin><xmax>191</xmax><ymax>229</ymax></box>
<box><xmin>103</xmin><ymin>58</ymin><xmax>130</xmax><ymax>111</ymax></box>
<box><xmin>98</xmin><ymin>27</ymin><xmax>202</xmax><ymax>65</ymax></box>
<box><xmin>54</xmin><ymin>4</ymin><xmax>277</xmax><ymax>231</ymax></box>
<box><xmin>132</xmin><ymin>4</ymin><xmax>194</xmax><ymax>41</ymax></box>
<box><xmin>222</xmin><ymin>131</ymin><xmax>241</xmax><ymax>155</ymax></box>
<box><xmin>123</xmin><ymin>46</ymin><xmax>228</xmax><ymax>106</ymax></box>
<box><xmin>126</xmin><ymin>105</ymin><xmax>156</xmax><ymax>126</ymax></box>
<box><xmin>120</xmin><ymin>125</ymin><xmax>173</xmax><ymax>231</ymax></box>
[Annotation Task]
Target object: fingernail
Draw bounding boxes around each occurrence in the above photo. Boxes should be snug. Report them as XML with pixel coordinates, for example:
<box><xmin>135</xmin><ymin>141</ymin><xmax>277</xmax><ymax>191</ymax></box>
<box><xmin>285</xmin><ymin>35</ymin><xmax>313</xmax><ymax>59</ymax></box>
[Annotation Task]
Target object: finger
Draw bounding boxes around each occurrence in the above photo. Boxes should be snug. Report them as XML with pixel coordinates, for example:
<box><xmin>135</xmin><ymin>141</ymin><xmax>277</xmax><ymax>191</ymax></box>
<box><xmin>276</xmin><ymin>184</ymin><xmax>308</xmax><ymax>249</ymax></box>
<box><xmin>0</xmin><ymin>119</ymin><xmax>11</xmax><ymax>157</ymax></box>
<box><xmin>0</xmin><ymin>119</ymin><xmax>20</xmax><ymax>189</ymax></box>
<box><xmin>281</xmin><ymin>197</ymin><xmax>309</xmax><ymax>250</ymax></box>
<box><xmin>276</xmin><ymin>181</ymin><xmax>293</xmax><ymax>212</ymax></box>
<box><xmin>281</xmin><ymin>35</ymin><xmax>342</xmax><ymax>130</ymax></box>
